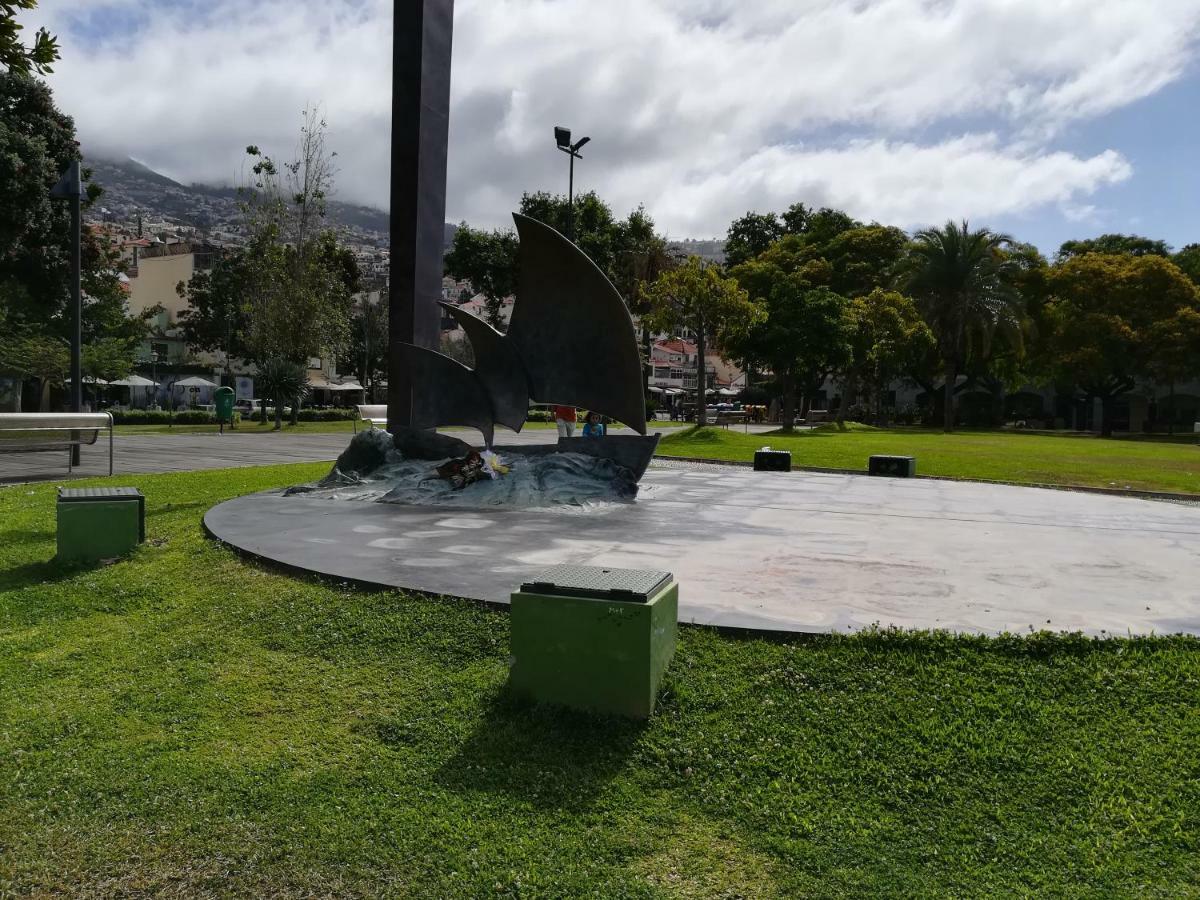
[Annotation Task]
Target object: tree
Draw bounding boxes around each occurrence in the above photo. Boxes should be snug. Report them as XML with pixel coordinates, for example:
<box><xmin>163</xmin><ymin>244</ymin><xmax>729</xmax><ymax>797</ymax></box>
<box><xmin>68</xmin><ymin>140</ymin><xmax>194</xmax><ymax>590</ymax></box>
<box><xmin>0</xmin><ymin>72</ymin><xmax>148</xmax><ymax>404</ymax></box>
<box><xmin>443</xmin><ymin>225</ymin><xmax>519</xmax><ymax>329</ymax></box>
<box><xmin>176</xmin><ymin>249</ymin><xmax>252</xmax><ymax>376</ymax></box>
<box><xmin>903</xmin><ymin>221</ymin><xmax>1022</xmax><ymax>432</ymax></box>
<box><xmin>641</xmin><ymin>257</ymin><xmax>761</xmax><ymax>421</ymax></box>
<box><xmin>255</xmin><ymin>357</ymin><xmax>309</xmax><ymax>431</ymax></box>
<box><xmin>723</xmin><ymin>212</ymin><xmax>783</xmax><ymax>267</ymax></box>
<box><xmin>239</xmin><ymin>110</ymin><xmax>358</xmax><ymax>422</ymax></box>
<box><xmin>727</xmin><ymin>257</ymin><xmax>850</xmax><ymax>430</ymax></box>
<box><xmin>1057</xmin><ymin>234</ymin><xmax>1171</xmax><ymax>261</ymax></box>
<box><xmin>0</xmin><ymin>2</ymin><xmax>58</xmax><ymax>75</ymax></box>
<box><xmin>1146</xmin><ymin>307</ymin><xmax>1200</xmax><ymax>435</ymax></box>
<box><xmin>345</xmin><ymin>291</ymin><xmax>389</xmax><ymax>400</ymax></box>
<box><xmin>1044</xmin><ymin>254</ymin><xmax>1200</xmax><ymax>436</ymax></box>
<box><xmin>840</xmin><ymin>290</ymin><xmax>935</xmax><ymax>426</ymax></box>
<box><xmin>1172</xmin><ymin>244</ymin><xmax>1200</xmax><ymax>287</ymax></box>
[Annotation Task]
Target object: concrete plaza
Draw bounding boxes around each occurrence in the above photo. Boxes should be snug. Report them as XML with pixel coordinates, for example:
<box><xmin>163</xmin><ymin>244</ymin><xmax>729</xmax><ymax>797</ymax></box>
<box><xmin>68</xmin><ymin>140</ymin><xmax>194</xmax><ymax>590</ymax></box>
<box><xmin>205</xmin><ymin>464</ymin><xmax>1200</xmax><ymax>637</ymax></box>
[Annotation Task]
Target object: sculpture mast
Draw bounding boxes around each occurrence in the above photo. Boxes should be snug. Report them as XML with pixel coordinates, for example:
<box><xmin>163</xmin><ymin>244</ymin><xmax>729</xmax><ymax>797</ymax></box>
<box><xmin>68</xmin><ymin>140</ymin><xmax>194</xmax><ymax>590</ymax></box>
<box><xmin>388</xmin><ymin>0</ymin><xmax>455</xmax><ymax>434</ymax></box>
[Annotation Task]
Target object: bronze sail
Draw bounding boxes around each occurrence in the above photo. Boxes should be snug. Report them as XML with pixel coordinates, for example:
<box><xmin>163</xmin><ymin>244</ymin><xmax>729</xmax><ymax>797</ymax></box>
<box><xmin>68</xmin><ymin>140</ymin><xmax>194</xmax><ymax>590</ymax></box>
<box><xmin>505</xmin><ymin>214</ymin><xmax>647</xmax><ymax>435</ymax></box>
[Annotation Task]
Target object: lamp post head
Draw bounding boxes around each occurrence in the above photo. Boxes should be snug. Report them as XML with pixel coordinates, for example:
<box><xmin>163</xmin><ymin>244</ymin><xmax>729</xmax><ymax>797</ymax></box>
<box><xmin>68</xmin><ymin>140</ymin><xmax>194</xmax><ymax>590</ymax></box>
<box><xmin>572</xmin><ymin>136</ymin><xmax>591</xmax><ymax>153</ymax></box>
<box><xmin>50</xmin><ymin>159</ymin><xmax>82</xmax><ymax>200</ymax></box>
<box><xmin>554</xmin><ymin>126</ymin><xmax>571</xmax><ymax>149</ymax></box>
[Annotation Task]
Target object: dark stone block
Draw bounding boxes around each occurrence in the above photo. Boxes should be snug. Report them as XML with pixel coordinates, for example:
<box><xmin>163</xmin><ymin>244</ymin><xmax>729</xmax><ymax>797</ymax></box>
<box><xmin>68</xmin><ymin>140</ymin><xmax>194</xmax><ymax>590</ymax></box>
<box><xmin>754</xmin><ymin>450</ymin><xmax>791</xmax><ymax>472</ymax></box>
<box><xmin>869</xmin><ymin>455</ymin><xmax>916</xmax><ymax>477</ymax></box>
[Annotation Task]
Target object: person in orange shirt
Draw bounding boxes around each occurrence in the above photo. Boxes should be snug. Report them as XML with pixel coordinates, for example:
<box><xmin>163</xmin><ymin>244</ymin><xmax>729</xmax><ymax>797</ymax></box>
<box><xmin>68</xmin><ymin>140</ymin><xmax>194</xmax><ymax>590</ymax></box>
<box><xmin>552</xmin><ymin>404</ymin><xmax>577</xmax><ymax>438</ymax></box>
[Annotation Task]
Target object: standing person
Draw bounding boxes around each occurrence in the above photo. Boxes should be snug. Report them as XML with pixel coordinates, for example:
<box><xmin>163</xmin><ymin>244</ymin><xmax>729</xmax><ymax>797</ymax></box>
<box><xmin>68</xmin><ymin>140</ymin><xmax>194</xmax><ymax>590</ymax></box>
<box><xmin>553</xmin><ymin>404</ymin><xmax>577</xmax><ymax>438</ymax></box>
<box><xmin>582</xmin><ymin>410</ymin><xmax>606</xmax><ymax>437</ymax></box>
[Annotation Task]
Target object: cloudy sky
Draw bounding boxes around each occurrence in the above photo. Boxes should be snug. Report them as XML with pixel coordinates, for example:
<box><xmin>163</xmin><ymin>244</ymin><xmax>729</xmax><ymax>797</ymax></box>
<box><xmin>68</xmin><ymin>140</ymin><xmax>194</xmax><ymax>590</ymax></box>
<box><xmin>20</xmin><ymin>0</ymin><xmax>1200</xmax><ymax>251</ymax></box>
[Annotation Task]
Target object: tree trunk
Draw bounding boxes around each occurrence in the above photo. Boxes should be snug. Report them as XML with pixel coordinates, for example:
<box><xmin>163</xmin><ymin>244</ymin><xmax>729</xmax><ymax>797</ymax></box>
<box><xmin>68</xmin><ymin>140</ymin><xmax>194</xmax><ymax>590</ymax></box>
<box><xmin>835</xmin><ymin>377</ymin><xmax>854</xmax><ymax>430</ymax></box>
<box><xmin>779</xmin><ymin>373</ymin><xmax>797</xmax><ymax>433</ymax></box>
<box><xmin>1099</xmin><ymin>395</ymin><xmax>1114</xmax><ymax>438</ymax></box>
<box><xmin>260</xmin><ymin>400</ymin><xmax>268</xmax><ymax>424</ymax></box>
<box><xmin>274</xmin><ymin>398</ymin><xmax>283</xmax><ymax>431</ymax></box>
<box><xmin>290</xmin><ymin>393</ymin><xmax>300</xmax><ymax>427</ymax></box>
<box><xmin>695</xmin><ymin>316</ymin><xmax>706</xmax><ymax>426</ymax></box>
<box><xmin>1168</xmin><ymin>381</ymin><xmax>1176</xmax><ymax>437</ymax></box>
<box><xmin>943</xmin><ymin>362</ymin><xmax>957</xmax><ymax>433</ymax></box>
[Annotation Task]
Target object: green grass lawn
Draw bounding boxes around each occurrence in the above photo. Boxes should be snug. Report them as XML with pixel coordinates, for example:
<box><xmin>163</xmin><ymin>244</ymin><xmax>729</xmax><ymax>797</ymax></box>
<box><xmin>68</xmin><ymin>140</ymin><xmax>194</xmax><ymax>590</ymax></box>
<box><xmin>1</xmin><ymin>465</ymin><xmax>1197</xmax><ymax>895</ymax></box>
<box><xmin>658</xmin><ymin>425</ymin><xmax>1200</xmax><ymax>494</ymax></box>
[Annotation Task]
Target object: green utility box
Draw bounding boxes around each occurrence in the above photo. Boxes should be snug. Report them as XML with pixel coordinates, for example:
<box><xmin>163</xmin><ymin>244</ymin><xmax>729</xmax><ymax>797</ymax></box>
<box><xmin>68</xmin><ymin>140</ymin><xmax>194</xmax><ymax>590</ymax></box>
<box><xmin>510</xmin><ymin>564</ymin><xmax>678</xmax><ymax>719</ymax></box>
<box><xmin>214</xmin><ymin>386</ymin><xmax>236</xmax><ymax>432</ymax></box>
<box><xmin>57</xmin><ymin>487</ymin><xmax>145</xmax><ymax>563</ymax></box>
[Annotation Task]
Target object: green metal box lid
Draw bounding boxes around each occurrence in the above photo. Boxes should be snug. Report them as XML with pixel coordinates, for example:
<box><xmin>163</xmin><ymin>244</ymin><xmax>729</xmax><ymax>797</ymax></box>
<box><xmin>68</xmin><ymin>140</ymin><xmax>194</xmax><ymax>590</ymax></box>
<box><xmin>520</xmin><ymin>564</ymin><xmax>673</xmax><ymax>603</ymax></box>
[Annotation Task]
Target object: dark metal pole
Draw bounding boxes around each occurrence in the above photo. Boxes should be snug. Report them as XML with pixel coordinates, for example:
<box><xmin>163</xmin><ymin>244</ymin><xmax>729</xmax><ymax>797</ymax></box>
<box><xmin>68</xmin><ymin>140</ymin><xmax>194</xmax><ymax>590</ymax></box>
<box><xmin>567</xmin><ymin>152</ymin><xmax>575</xmax><ymax>243</ymax></box>
<box><xmin>51</xmin><ymin>160</ymin><xmax>84</xmax><ymax>465</ymax></box>
<box><xmin>388</xmin><ymin>0</ymin><xmax>455</xmax><ymax>436</ymax></box>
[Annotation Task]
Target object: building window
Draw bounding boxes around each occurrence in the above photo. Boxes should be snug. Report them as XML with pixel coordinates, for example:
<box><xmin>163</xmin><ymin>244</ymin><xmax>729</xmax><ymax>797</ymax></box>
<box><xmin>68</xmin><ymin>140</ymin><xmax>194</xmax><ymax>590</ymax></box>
<box><xmin>669</xmin><ymin>368</ymin><xmax>684</xmax><ymax>380</ymax></box>
<box><xmin>151</xmin><ymin>342</ymin><xmax>169</xmax><ymax>360</ymax></box>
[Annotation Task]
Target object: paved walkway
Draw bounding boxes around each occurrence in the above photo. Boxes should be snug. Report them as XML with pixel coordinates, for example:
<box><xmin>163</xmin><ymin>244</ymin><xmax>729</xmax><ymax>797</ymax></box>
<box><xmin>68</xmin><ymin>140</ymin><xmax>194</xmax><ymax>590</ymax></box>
<box><xmin>0</xmin><ymin>424</ymin><xmax>779</xmax><ymax>484</ymax></box>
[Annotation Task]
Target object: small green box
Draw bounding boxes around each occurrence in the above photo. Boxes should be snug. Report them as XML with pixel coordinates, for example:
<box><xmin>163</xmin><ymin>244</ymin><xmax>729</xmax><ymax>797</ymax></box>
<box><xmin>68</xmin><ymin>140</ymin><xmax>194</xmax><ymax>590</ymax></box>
<box><xmin>510</xmin><ymin>565</ymin><xmax>678</xmax><ymax>719</ymax></box>
<box><xmin>57</xmin><ymin>487</ymin><xmax>145</xmax><ymax>563</ymax></box>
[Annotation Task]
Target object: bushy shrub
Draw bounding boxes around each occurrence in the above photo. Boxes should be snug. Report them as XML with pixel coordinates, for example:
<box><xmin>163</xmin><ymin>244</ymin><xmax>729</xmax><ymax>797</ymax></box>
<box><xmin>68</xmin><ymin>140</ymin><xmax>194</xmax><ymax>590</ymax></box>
<box><xmin>110</xmin><ymin>409</ymin><xmax>241</xmax><ymax>425</ymax></box>
<box><xmin>295</xmin><ymin>408</ymin><xmax>357</xmax><ymax>422</ymax></box>
<box><xmin>525</xmin><ymin>409</ymin><xmax>555</xmax><ymax>423</ymax></box>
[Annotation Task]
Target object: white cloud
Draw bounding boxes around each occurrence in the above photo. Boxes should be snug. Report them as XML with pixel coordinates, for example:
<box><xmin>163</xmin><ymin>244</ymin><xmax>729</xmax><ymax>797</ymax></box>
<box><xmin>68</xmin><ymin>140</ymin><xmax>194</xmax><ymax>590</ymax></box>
<box><xmin>21</xmin><ymin>0</ymin><xmax>1200</xmax><ymax>237</ymax></box>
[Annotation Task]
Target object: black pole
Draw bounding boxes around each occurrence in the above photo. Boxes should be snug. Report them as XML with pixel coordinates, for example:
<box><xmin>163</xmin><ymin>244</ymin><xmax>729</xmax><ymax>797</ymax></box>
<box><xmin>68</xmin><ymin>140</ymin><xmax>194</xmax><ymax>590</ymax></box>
<box><xmin>388</xmin><ymin>0</ymin><xmax>455</xmax><ymax>436</ymax></box>
<box><xmin>567</xmin><ymin>151</ymin><xmax>575</xmax><ymax>243</ymax></box>
<box><xmin>52</xmin><ymin>160</ymin><xmax>84</xmax><ymax>465</ymax></box>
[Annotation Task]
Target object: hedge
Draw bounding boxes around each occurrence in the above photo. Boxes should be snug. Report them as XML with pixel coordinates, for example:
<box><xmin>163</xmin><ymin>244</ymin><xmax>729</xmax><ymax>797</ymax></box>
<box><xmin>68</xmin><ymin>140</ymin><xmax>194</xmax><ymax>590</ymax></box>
<box><xmin>110</xmin><ymin>409</ymin><xmax>242</xmax><ymax>425</ymax></box>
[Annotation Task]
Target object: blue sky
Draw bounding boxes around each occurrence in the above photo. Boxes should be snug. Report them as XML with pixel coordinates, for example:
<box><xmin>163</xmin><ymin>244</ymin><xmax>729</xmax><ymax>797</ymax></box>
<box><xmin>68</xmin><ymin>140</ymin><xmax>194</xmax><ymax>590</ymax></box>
<box><xmin>990</xmin><ymin>71</ymin><xmax>1200</xmax><ymax>255</ymax></box>
<box><xmin>25</xmin><ymin>0</ymin><xmax>1200</xmax><ymax>254</ymax></box>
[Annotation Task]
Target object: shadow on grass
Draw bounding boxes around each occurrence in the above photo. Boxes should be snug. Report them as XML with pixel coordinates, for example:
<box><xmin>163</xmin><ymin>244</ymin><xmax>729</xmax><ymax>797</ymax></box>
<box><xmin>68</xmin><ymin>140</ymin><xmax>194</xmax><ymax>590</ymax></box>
<box><xmin>431</xmin><ymin>683</ymin><xmax>645</xmax><ymax>811</ymax></box>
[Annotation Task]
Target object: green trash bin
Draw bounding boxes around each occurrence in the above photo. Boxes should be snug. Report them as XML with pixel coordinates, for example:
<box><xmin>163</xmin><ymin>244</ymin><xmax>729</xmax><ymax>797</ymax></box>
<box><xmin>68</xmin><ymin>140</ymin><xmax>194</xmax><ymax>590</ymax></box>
<box><xmin>214</xmin><ymin>386</ymin><xmax>236</xmax><ymax>432</ymax></box>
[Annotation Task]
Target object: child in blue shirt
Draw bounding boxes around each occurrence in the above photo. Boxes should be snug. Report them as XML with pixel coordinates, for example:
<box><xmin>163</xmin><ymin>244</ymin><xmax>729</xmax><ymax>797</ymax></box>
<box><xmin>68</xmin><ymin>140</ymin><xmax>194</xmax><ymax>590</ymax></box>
<box><xmin>582</xmin><ymin>410</ymin><xmax>606</xmax><ymax>437</ymax></box>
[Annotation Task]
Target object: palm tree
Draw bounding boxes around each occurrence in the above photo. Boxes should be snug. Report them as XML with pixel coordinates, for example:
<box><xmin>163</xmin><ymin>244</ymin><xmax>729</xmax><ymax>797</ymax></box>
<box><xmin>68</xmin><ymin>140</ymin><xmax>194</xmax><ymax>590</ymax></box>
<box><xmin>904</xmin><ymin>221</ymin><xmax>1022</xmax><ymax>432</ymax></box>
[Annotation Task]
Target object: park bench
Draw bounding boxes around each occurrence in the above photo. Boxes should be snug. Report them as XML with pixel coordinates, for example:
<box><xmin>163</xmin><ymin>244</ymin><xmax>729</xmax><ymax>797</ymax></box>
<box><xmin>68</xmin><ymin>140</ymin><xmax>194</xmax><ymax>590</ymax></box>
<box><xmin>713</xmin><ymin>411</ymin><xmax>747</xmax><ymax>429</ymax></box>
<box><xmin>0</xmin><ymin>412</ymin><xmax>114</xmax><ymax>476</ymax></box>
<box><xmin>354</xmin><ymin>404</ymin><xmax>389</xmax><ymax>433</ymax></box>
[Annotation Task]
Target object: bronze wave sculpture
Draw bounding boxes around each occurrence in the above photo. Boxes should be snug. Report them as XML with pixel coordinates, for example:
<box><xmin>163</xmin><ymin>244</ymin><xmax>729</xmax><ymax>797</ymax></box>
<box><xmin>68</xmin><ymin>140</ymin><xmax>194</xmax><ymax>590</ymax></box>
<box><xmin>393</xmin><ymin>213</ymin><xmax>659</xmax><ymax>479</ymax></box>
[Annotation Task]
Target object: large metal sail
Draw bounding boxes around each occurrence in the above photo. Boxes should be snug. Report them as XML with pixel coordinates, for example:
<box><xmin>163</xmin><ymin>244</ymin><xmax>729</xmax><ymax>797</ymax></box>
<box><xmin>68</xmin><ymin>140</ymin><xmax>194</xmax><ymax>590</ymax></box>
<box><xmin>439</xmin><ymin>302</ymin><xmax>530</xmax><ymax>433</ymax></box>
<box><xmin>505</xmin><ymin>214</ymin><xmax>647</xmax><ymax>435</ymax></box>
<box><xmin>394</xmin><ymin>342</ymin><xmax>495</xmax><ymax>447</ymax></box>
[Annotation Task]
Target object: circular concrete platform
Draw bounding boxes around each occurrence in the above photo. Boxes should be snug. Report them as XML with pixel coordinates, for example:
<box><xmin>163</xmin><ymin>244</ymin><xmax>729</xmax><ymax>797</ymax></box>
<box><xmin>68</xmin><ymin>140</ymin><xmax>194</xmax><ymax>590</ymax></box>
<box><xmin>204</xmin><ymin>465</ymin><xmax>1200</xmax><ymax>636</ymax></box>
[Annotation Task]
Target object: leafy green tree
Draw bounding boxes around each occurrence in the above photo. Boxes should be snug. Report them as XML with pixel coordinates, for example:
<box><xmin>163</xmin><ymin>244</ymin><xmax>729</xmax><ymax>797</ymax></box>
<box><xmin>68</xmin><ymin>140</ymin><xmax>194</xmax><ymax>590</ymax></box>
<box><xmin>903</xmin><ymin>221</ymin><xmax>1022</xmax><ymax>432</ymax></box>
<box><xmin>840</xmin><ymin>289</ymin><xmax>935</xmax><ymax>426</ymax></box>
<box><xmin>239</xmin><ymin>110</ymin><xmax>359</xmax><ymax>422</ymax></box>
<box><xmin>727</xmin><ymin>254</ymin><xmax>850</xmax><ymax>430</ymax></box>
<box><xmin>1171</xmin><ymin>244</ymin><xmax>1200</xmax><ymax>287</ymax></box>
<box><xmin>255</xmin><ymin>357</ymin><xmax>309</xmax><ymax>430</ymax></box>
<box><xmin>443</xmin><ymin>225</ymin><xmax>519</xmax><ymax>329</ymax></box>
<box><xmin>1044</xmin><ymin>253</ymin><xmax>1200</xmax><ymax>436</ymax></box>
<box><xmin>723</xmin><ymin>212</ymin><xmax>783</xmax><ymax>267</ymax></box>
<box><xmin>0</xmin><ymin>73</ymin><xmax>148</xmax><ymax>404</ymax></box>
<box><xmin>176</xmin><ymin>249</ymin><xmax>252</xmax><ymax>376</ymax></box>
<box><xmin>822</xmin><ymin>225</ymin><xmax>908</xmax><ymax>297</ymax></box>
<box><xmin>0</xmin><ymin>1</ymin><xmax>58</xmax><ymax>75</ymax></box>
<box><xmin>1146</xmin><ymin>307</ymin><xmax>1200</xmax><ymax>434</ymax></box>
<box><xmin>1057</xmin><ymin>234</ymin><xmax>1171</xmax><ymax>261</ymax></box>
<box><xmin>345</xmin><ymin>291</ymin><xmax>389</xmax><ymax>400</ymax></box>
<box><xmin>641</xmin><ymin>257</ymin><xmax>761</xmax><ymax>420</ymax></box>
<box><xmin>0</xmin><ymin>332</ymin><xmax>64</xmax><ymax>409</ymax></box>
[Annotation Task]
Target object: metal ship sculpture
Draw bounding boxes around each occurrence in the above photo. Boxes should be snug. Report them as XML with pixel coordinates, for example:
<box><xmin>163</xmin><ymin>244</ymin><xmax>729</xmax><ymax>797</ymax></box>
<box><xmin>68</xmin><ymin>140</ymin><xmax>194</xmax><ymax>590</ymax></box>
<box><xmin>392</xmin><ymin>213</ymin><xmax>660</xmax><ymax>480</ymax></box>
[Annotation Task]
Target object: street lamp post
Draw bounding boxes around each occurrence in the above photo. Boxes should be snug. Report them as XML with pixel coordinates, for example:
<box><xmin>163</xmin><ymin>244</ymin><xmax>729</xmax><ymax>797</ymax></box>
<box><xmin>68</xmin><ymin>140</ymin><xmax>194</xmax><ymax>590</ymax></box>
<box><xmin>554</xmin><ymin>126</ymin><xmax>590</xmax><ymax>242</ymax></box>
<box><xmin>50</xmin><ymin>160</ymin><xmax>83</xmax><ymax>465</ymax></box>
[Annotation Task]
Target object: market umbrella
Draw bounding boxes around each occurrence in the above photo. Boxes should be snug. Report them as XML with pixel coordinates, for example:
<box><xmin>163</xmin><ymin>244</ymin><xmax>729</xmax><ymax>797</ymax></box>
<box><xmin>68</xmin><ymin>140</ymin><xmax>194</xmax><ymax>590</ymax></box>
<box><xmin>109</xmin><ymin>375</ymin><xmax>159</xmax><ymax>387</ymax></box>
<box><xmin>174</xmin><ymin>376</ymin><xmax>219</xmax><ymax>388</ymax></box>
